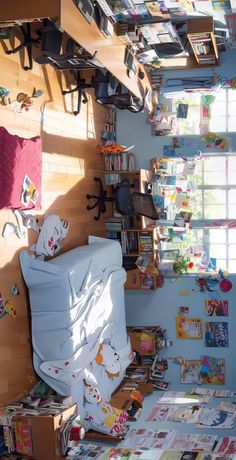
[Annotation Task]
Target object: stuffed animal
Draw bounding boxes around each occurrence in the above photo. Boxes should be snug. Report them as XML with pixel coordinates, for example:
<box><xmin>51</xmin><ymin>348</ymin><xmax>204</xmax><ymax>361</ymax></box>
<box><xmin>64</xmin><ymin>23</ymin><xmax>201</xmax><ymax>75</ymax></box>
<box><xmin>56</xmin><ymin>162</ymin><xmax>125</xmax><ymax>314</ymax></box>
<box><xmin>84</xmin><ymin>383</ymin><xmax>128</xmax><ymax>436</ymax></box>
<box><xmin>95</xmin><ymin>343</ymin><xmax>121</xmax><ymax>377</ymax></box>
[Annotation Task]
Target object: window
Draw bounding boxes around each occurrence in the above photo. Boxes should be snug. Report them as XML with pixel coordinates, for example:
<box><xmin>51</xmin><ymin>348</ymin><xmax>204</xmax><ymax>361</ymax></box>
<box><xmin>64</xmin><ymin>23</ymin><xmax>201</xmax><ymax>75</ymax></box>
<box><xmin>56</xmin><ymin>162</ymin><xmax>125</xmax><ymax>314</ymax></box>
<box><xmin>160</xmin><ymin>154</ymin><xmax>236</xmax><ymax>273</ymax></box>
<box><xmin>172</xmin><ymin>87</ymin><xmax>236</xmax><ymax>136</ymax></box>
<box><xmin>172</xmin><ymin>94</ymin><xmax>201</xmax><ymax>135</ymax></box>
<box><xmin>209</xmin><ymin>88</ymin><xmax>236</xmax><ymax>133</ymax></box>
<box><xmin>190</xmin><ymin>154</ymin><xmax>236</xmax><ymax>273</ymax></box>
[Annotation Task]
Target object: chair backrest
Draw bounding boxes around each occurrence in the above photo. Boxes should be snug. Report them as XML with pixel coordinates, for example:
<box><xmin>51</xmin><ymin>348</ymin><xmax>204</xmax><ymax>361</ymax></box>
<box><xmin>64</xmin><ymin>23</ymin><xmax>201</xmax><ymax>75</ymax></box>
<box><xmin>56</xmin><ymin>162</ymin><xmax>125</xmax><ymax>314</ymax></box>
<box><xmin>115</xmin><ymin>180</ymin><xmax>135</xmax><ymax>215</ymax></box>
<box><xmin>115</xmin><ymin>181</ymin><xmax>159</xmax><ymax>220</ymax></box>
<box><xmin>35</xmin><ymin>23</ymin><xmax>103</xmax><ymax>70</ymax></box>
<box><xmin>111</xmin><ymin>92</ymin><xmax>144</xmax><ymax>113</ymax></box>
<box><xmin>132</xmin><ymin>192</ymin><xmax>159</xmax><ymax>220</ymax></box>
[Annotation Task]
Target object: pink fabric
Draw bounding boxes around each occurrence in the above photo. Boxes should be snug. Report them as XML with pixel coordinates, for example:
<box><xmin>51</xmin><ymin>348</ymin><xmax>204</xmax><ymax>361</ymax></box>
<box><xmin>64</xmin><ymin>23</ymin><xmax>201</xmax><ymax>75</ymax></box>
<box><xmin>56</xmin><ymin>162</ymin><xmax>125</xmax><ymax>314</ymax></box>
<box><xmin>0</xmin><ymin>127</ymin><xmax>42</xmax><ymax>210</ymax></box>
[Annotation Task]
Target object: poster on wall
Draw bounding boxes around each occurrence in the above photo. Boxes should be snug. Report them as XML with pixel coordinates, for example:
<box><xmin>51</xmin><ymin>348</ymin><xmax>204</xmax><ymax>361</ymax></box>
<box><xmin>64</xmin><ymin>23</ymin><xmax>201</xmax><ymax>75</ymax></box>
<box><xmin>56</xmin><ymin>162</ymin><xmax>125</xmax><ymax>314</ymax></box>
<box><xmin>205</xmin><ymin>299</ymin><xmax>229</xmax><ymax>317</ymax></box>
<box><xmin>205</xmin><ymin>321</ymin><xmax>229</xmax><ymax>347</ymax></box>
<box><xmin>180</xmin><ymin>359</ymin><xmax>203</xmax><ymax>384</ymax></box>
<box><xmin>200</xmin><ymin>356</ymin><xmax>225</xmax><ymax>385</ymax></box>
<box><xmin>176</xmin><ymin>316</ymin><xmax>202</xmax><ymax>339</ymax></box>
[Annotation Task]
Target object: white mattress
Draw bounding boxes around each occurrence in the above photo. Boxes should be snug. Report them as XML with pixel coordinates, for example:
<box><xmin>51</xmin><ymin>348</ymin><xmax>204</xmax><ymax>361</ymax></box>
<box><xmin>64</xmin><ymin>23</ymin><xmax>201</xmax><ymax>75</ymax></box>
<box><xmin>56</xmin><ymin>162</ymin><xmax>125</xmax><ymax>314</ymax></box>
<box><xmin>20</xmin><ymin>237</ymin><xmax>130</xmax><ymax>417</ymax></box>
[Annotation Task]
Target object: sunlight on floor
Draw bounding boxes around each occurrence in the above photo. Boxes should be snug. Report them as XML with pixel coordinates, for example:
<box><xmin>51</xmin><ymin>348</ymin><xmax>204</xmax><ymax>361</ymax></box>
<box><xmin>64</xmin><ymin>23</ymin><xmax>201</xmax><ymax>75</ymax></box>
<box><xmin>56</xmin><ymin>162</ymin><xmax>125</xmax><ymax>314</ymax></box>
<box><xmin>43</xmin><ymin>153</ymin><xmax>85</xmax><ymax>176</ymax></box>
<box><xmin>42</xmin><ymin>93</ymin><xmax>97</xmax><ymax>140</ymax></box>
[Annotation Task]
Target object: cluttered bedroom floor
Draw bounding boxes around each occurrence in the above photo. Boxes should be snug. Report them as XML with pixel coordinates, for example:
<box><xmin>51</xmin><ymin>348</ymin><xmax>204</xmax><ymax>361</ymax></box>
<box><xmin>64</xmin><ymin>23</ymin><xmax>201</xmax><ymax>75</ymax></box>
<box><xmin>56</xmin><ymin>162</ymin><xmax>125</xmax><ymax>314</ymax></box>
<box><xmin>0</xmin><ymin>43</ymin><xmax>108</xmax><ymax>404</ymax></box>
<box><xmin>1</xmin><ymin>36</ymin><xmax>236</xmax><ymax>460</ymax></box>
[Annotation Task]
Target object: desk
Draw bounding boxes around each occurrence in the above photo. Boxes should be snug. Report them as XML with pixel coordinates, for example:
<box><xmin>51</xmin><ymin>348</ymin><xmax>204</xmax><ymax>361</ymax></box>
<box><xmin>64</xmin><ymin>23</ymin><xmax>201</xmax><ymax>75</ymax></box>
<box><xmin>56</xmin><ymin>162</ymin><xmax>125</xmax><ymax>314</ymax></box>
<box><xmin>0</xmin><ymin>0</ymin><xmax>153</xmax><ymax>111</ymax></box>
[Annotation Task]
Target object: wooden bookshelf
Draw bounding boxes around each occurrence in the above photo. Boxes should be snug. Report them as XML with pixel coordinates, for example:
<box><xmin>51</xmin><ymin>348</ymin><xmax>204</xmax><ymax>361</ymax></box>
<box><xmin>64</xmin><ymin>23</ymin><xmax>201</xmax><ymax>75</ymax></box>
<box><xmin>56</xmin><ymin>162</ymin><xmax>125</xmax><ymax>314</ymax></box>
<box><xmin>123</xmin><ymin>227</ymin><xmax>159</xmax><ymax>290</ymax></box>
<box><xmin>187</xmin><ymin>17</ymin><xmax>219</xmax><ymax>66</ymax></box>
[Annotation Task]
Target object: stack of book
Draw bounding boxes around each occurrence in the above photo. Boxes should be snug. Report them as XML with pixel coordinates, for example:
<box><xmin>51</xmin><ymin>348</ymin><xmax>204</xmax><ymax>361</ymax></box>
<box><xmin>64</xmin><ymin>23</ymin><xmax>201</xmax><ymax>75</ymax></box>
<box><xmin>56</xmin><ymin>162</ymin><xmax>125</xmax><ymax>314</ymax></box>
<box><xmin>105</xmin><ymin>216</ymin><xmax>130</xmax><ymax>231</ymax></box>
<box><xmin>104</xmin><ymin>152</ymin><xmax>136</xmax><ymax>171</ymax></box>
<box><xmin>139</xmin><ymin>232</ymin><xmax>153</xmax><ymax>255</ymax></box>
<box><xmin>101</xmin><ymin>108</ymin><xmax>116</xmax><ymax>143</ymax></box>
<box><xmin>190</xmin><ymin>33</ymin><xmax>216</xmax><ymax>64</ymax></box>
<box><xmin>114</xmin><ymin>23</ymin><xmax>139</xmax><ymax>44</ymax></box>
<box><xmin>120</xmin><ymin>231</ymin><xmax>139</xmax><ymax>254</ymax></box>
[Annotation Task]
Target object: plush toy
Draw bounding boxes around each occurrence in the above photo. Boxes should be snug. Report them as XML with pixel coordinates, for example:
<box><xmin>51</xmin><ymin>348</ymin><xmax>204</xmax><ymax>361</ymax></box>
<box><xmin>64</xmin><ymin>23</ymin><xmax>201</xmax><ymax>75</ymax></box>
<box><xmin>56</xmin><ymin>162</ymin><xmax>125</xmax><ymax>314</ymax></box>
<box><xmin>84</xmin><ymin>383</ymin><xmax>128</xmax><ymax>436</ymax></box>
<box><xmin>95</xmin><ymin>343</ymin><xmax>121</xmax><ymax>377</ymax></box>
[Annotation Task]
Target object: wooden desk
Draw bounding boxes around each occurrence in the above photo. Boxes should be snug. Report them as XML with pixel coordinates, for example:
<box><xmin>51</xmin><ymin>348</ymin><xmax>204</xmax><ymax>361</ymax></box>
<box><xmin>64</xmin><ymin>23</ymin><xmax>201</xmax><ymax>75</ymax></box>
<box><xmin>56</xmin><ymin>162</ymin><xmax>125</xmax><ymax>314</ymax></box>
<box><xmin>0</xmin><ymin>0</ymin><xmax>153</xmax><ymax>111</ymax></box>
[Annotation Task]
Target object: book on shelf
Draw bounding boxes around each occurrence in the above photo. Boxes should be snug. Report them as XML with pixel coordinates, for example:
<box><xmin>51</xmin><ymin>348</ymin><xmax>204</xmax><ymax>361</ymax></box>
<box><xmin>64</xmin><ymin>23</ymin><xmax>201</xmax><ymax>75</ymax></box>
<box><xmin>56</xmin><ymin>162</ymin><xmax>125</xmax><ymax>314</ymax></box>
<box><xmin>104</xmin><ymin>173</ymin><xmax>120</xmax><ymax>185</ymax></box>
<box><xmin>120</xmin><ymin>231</ymin><xmax>139</xmax><ymax>254</ymax></box>
<box><xmin>105</xmin><ymin>216</ymin><xmax>130</xmax><ymax>230</ymax></box>
<box><xmin>104</xmin><ymin>152</ymin><xmax>136</xmax><ymax>171</ymax></box>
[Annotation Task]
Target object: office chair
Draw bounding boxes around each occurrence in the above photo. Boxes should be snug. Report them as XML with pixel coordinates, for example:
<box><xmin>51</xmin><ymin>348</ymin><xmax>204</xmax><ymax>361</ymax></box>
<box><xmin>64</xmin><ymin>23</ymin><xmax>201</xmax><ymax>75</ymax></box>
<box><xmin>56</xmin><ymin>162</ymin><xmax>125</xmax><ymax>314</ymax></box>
<box><xmin>86</xmin><ymin>177</ymin><xmax>113</xmax><ymax>220</ymax></box>
<box><xmin>94</xmin><ymin>69</ymin><xmax>144</xmax><ymax>113</ymax></box>
<box><xmin>5</xmin><ymin>23</ymin><xmax>41</xmax><ymax>70</ymax></box>
<box><xmin>35</xmin><ymin>22</ymin><xmax>104</xmax><ymax>115</ymax></box>
<box><xmin>62</xmin><ymin>69</ymin><xmax>93</xmax><ymax>115</ymax></box>
<box><xmin>86</xmin><ymin>178</ymin><xmax>159</xmax><ymax>221</ymax></box>
<box><xmin>115</xmin><ymin>180</ymin><xmax>159</xmax><ymax>219</ymax></box>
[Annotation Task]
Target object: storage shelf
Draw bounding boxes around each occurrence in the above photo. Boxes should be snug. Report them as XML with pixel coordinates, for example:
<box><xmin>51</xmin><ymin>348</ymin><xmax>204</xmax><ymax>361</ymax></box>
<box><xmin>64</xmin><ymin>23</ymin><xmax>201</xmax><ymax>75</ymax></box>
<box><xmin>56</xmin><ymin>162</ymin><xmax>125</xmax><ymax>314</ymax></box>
<box><xmin>187</xmin><ymin>17</ymin><xmax>219</xmax><ymax>67</ymax></box>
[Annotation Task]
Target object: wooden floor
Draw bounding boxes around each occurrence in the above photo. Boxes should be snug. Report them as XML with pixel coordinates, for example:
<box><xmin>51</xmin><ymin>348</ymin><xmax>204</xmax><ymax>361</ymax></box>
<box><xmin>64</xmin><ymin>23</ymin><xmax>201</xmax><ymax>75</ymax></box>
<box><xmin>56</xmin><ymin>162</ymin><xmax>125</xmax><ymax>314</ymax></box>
<box><xmin>0</xmin><ymin>42</ymin><xmax>110</xmax><ymax>404</ymax></box>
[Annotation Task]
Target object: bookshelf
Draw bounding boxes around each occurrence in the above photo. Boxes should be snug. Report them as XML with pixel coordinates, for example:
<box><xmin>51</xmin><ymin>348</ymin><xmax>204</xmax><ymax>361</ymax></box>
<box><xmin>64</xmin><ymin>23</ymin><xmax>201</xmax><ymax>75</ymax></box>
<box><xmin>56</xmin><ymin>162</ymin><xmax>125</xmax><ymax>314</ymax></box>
<box><xmin>187</xmin><ymin>17</ymin><xmax>219</xmax><ymax>66</ymax></box>
<box><xmin>3</xmin><ymin>404</ymin><xmax>77</xmax><ymax>460</ymax></box>
<box><xmin>122</xmin><ymin>228</ymin><xmax>159</xmax><ymax>290</ymax></box>
<box><xmin>124</xmin><ymin>326</ymin><xmax>167</xmax><ymax>388</ymax></box>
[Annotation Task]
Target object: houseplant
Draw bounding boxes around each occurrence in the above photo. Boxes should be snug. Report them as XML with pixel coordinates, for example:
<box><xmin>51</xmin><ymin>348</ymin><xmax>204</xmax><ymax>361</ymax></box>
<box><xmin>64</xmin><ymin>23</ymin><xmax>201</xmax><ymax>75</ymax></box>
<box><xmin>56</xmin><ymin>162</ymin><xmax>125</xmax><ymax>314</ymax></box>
<box><xmin>173</xmin><ymin>254</ymin><xmax>194</xmax><ymax>275</ymax></box>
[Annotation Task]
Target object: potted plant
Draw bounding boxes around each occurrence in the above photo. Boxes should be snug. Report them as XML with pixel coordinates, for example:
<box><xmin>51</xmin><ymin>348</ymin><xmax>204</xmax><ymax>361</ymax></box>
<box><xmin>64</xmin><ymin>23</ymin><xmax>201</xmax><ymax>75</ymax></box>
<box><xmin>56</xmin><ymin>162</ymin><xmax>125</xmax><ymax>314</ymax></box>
<box><xmin>173</xmin><ymin>254</ymin><xmax>194</xmax><ymax>275</ymax></box>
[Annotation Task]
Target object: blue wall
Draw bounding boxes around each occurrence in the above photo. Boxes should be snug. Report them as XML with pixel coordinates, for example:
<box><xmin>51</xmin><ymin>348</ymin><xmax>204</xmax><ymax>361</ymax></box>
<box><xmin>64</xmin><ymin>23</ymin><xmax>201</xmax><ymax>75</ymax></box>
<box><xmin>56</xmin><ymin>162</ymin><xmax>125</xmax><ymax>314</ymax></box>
<box><xmin>124</xmin><ymin>275</ymin><xmax>236</xmax><ymax>438</ymax></box>
<box><xmin>117</xmin><ymin>48</ymin><xmax>236</xmax><ymax>168</ymax></box>
<box><xmin>125</xmin><ymin>275</ymin><xmax>236</xmax><ymax>390</ymax></box>
<box><xmin>117</xmin><ymin>51</ymin><xmax>236</xmax><ymax>439</ymax></box>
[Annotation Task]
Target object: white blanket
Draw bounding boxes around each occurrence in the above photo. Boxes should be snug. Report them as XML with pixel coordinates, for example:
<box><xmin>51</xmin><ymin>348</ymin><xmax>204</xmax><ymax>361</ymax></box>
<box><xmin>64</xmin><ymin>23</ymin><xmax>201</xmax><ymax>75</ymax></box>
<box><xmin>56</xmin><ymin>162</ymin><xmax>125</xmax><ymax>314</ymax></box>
<box><xmin>19</xmin><ymin>237</ymin><xmax>130</xmax><ymax>416</ymax></box>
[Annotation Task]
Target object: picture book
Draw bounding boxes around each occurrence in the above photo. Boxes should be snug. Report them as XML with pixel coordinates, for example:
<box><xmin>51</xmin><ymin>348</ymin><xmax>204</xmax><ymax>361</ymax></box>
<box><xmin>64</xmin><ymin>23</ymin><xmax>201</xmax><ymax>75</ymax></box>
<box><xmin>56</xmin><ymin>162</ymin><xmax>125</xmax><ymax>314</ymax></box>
<box><xmin>146</xmin><ymin>405</ymin><xmax>201</xmax><ymax>423</ymax></box>
<box><xmin>214</xmin><ymin>436</ymin><xmax>236</xmax><ymax>456</ymax></box>
<box><xmin>100</xmin><ymin>447</ymin><xmax>158</xmax><ymax>460</ymax></box>
<box><xmin>13</xmin><ymin>419</ymin><xmax>33</xmax><ymax>456</ymax></box>
<box><xmin>20</xmin><ymin>174</ymin><xmax>39</xmax><ymax>206</ymax></box>
<box><xmin>200</xmin><ymin>356</ymin><xmax>225</xmax><ymax>385</ymax></box>
<box><xmin>169</xmin><ymin>433</ymin><xmax>217</xmax><ymax>452</ymax></box>
<box><xmin>216</xmin><ymin>401</ymin><xmax>236</xmax><ymax>414</ymax></box>
<box><xmin>166</xmin><ymin>405</ymin><xmax>202</xmax><ymax>424</ymax></box>
<box><xmin>146</xmin><ymin>405</ymin><xmax>171</xmax><ymax>422</ymax></box>
<box><xmin>196</xmin><ymin>408</ymin><xmax>235</xmax><ymax>429</ymax></box>
<box><xmin>176</xmin><ymin>316</ymin><xmax>202</xmax><ymax>339</ymax></box>
<box><xmin>190</xmin><ymin>387</ymin><xmax>215</xmax><ymax>403</ymax></box>
<box><xmin>120</xmin><ymin>428</ymin><xmax>176</xmax><ymax>449</ymax></box>
<box><xmin>67</xmin><ymin>443</ymin><xmax>107</xmax><ymax>459</ymax></box>
<box><xmin>205</xmin><ymin>299</ymin><xmax>229</xmax><ymax>317</ymax></box>
<box><xmin>205</xmin><ymin>321</ymin><xmax>229</xmax><ymax>347</ymax></box>
<box><xmin>180</xmin><ymin>359</ymin><xmax>202</xmax><ymax>384</ymax></box>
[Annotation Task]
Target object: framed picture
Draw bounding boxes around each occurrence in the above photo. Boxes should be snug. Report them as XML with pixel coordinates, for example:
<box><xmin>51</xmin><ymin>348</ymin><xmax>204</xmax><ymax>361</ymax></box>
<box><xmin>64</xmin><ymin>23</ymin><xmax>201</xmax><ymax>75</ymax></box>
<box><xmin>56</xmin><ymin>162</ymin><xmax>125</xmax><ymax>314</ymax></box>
<box><xmin>176</xmin><ymin>316</ymin><xmax>202</xmax><ymax>339</ymax></box>
<box><xmin>205</xmin><ymin>321</ymin><xmax>229</xmax><ymax>347</ymax></box>
<box><xmin>205</xmin><ymin>300</ymin><xmax>229</xmax><ymax>317</ymax></box>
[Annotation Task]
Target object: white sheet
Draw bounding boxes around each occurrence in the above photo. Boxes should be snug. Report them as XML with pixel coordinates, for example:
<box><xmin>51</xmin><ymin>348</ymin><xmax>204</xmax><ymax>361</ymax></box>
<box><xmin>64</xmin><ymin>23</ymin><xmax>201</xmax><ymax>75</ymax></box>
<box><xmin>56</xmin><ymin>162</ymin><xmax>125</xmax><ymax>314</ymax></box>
<box><xmin>19</xmin><ymin>237</ymin><xmax>130</xmax><ymax>418</ymax></box>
